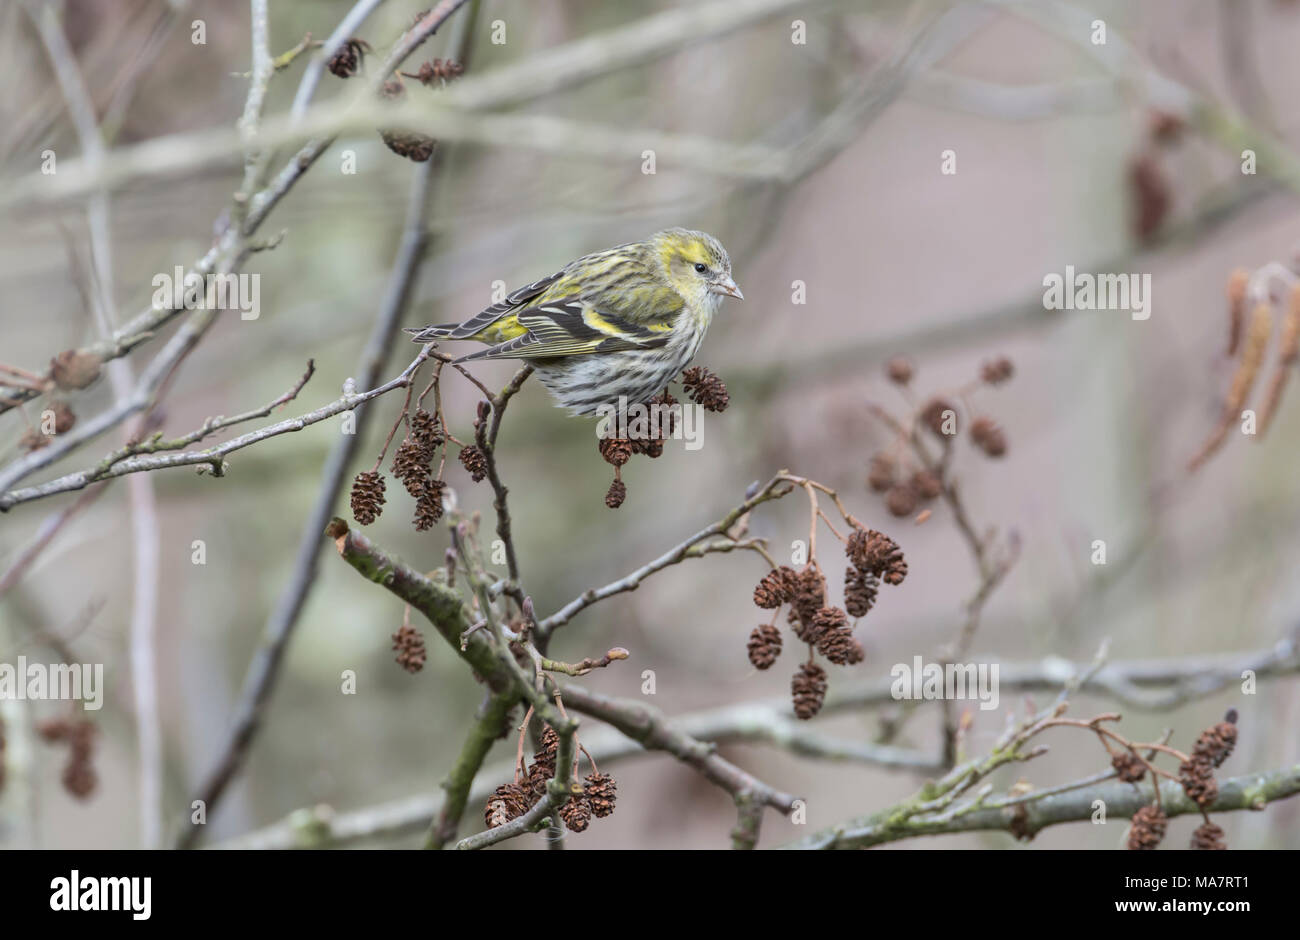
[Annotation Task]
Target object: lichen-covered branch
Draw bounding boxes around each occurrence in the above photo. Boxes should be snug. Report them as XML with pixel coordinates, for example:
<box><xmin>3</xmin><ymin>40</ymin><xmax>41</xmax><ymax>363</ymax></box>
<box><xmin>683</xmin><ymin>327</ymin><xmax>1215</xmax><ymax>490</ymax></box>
<box><xmin>785</xmin><ymin>763</ymin><xmax>1300</xmax><ymax>850</ymax></box>
<box><xmin>425</xmin><ymin>690</ymin><xmax>519</xmax><ymax>849</ymax></box>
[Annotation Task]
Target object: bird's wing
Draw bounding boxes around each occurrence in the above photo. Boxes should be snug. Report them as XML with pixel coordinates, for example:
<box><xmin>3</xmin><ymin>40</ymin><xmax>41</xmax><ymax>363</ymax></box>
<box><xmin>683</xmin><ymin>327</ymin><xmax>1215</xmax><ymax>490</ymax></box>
<box><xmin>454</xmin><ymin>299</ymin><xmax>672</xmax><ymax>362</ymax></box>
<box><xmin>405</xmin><ymin>270</ymin><xmax>563</xmax><ymax>342</ymax></box>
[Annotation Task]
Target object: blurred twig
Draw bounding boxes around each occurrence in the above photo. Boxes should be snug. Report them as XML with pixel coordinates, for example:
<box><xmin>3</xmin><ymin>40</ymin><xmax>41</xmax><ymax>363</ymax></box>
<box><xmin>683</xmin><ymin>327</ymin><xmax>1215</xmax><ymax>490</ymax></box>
<box><xmin>0</xmin><ymin>484</ymin><xmax>107</xmax><ymax>597</ymax></box>
<box><xmin>732</xmin><ymin>180</ymin><xmax>1275</xmax><ymax>398</ymax></box>
<box><xmin>23</xmin><ymin>0</ymin><xmax>171</xmax><ymax>849</ymax></box>
<box><xmin>176</xmin><ymin>164</ymin><xmax>438</xmax><ymax>848</ymax></box>
<box><xmin>0</xmin><ymin>3</ymin><xmax>979</xmax><ymax>211</ymax></box>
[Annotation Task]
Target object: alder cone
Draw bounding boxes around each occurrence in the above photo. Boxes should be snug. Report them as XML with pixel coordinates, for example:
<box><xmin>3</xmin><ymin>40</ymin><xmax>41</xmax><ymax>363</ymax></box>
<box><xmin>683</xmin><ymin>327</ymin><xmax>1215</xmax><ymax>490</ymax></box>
<box><xmin>791</xmin><ymin>662</ymin><xmax>828</xmax><ymax>720</ymax></box>
<box><xmin>747</xmin><ymin>624</ymin><xmax>782</xmax><ymax>670</ymax></box>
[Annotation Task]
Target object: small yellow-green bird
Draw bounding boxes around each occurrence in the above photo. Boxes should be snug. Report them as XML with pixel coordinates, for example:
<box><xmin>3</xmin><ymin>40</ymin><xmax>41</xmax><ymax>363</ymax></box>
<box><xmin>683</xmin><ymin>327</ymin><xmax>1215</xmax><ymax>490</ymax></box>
<box><xmin>405</xmin><ymin>228</ymin><xmax>742</xmax><ymax>416</ymax></box>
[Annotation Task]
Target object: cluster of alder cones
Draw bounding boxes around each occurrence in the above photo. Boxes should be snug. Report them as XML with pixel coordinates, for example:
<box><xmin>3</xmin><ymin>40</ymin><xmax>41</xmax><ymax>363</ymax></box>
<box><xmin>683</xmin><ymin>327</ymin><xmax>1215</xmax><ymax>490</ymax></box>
<box><xmin>3</xmin><ymin>348</ymin><xmax>99</xmax><ymax>453</ymax></box>
<box><xmin>485</xmin><ymin>727</ymin><xmax>617</xmax><ymax>833</ymax></box>
<box><xmin>868</xmin><ymin>355</ymin><xmax>1013</xmax><ymax>518</ymax></box>
<box><xmin>349</xmin><ymin>406</ymin><xmax>488</xmax><ymax>530</ymax></box>
<box><xmin>1124</xmin><ymin>709</ymin><xmax>1239</xmax><ymax>851</ymax></box>
<box><xmin>36</xmin><ymin>716</ymin><xmax>98</xmax><ymax>799</ymax></box>
<box><xmin>325</xmin><ymin>29</ymin><xmax>466</xmax><ymax>163</ymax></box>
<box><xmin>598</xmin><ymin>366</ymin><xmax>729</xmax><ymax>509</ymax></box>
<box><xmin>748</xmin><ymin>526</ymin><xmax>907</xmax><ymax>719</ymax></box>
<box><xmin>391</xmin><ymin>624</ymin><xmax>427</xmax><ymax>674</ymax></box>
<box><xmin>1128</xmin><ymin>109</ymin><xmax>1187</xmax><ymax>243</ymax></box>
<box><xmin>17</xmin><ymin>400</ymin><xmax>76</xmax><ymax>453</ymax></box>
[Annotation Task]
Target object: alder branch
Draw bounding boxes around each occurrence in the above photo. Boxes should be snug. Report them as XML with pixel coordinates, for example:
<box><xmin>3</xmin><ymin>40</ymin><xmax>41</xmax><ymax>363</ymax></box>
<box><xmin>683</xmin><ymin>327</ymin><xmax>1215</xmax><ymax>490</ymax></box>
<box><xmin>786</xmin><ymin>763</ymin><xmax>1300</xmax><ymax>850</ymax></box>
<box><xmin>0</xmin><ymin>355</ymin><xmax>427</xmax><ymax>512</ymax></box>
<box><xmin>321</xmin><ymin>518</ymin><xmax>800</xmax><ymax>847</ymax></box>
<box><xmin>92</xmin><ymin>359</ymin><xmax>316</xmax><ymax>471</ymax></box>
<box><xmin>211</xmin><ymin>628</ymin><xmax>1297</xmax><ymax>850</ymax></box>
<box><xmin>561</xmin><ymin>684</ymin><xmax>802</xmax><ymax>814</ymax></box>
<box><xmin>672</xmin><ymin>700</ymin><xmax>943</xmax><ymax>772</ymax></box>
<box><xmin>537</xmin><ymin>473</ymin><xmax>796</xmax><ymax>637</ymax></box>
<box><xmin>469</xmin><ymin>364</ymin><xmax>533</xmax><ymax>606</ymax></box>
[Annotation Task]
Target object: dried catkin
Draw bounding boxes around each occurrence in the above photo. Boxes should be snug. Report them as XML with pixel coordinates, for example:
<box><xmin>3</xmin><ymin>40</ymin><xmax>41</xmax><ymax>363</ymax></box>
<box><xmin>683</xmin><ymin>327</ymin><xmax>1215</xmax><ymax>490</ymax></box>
<box><xmin>1190</xmin><ymin>302</ymin><xmax>1273</xmax><ymax>471</ymax></box>
<box><xmin>1227</xmin><ymin>303</ymin><xmax>1274</xmax><ymax>415</ymax></box>
<box><xmin>1257</xmin><ymin>284</ymin><xmax>1300</xmax><ymax>436</ymax></box>
<box><xmin>1226</xmin><ymin>267</ymin><xmax>1250</xmax><ymax>357</ymax></box>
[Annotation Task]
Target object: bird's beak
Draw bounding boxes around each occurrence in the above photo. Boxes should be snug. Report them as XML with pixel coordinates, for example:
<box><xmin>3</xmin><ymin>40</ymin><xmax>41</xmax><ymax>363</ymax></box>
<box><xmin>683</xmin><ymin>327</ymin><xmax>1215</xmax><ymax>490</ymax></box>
<box><xmin>711</xmin><ymin>276</ymin><xmax>743</xmax><ymax>300</ymax></box>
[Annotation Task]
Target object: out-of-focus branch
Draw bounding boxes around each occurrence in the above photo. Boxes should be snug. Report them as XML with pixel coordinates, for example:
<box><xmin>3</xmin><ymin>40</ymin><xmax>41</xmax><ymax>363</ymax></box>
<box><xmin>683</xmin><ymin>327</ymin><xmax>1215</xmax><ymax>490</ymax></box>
<box><xmin>0</xmin><ymin>3</ymin><xmax>987</xmax><ymax>212</ymax></box>
<box><xmin>562</xmin><ymin>685</ymin><xmax>801</xmax><ymax>816</ymax></box>
<box><xmin>672</xmin><ymin>700</ymin><xmax>942</xmax><ymax>772</ymax></box>
<box><xmin>178</xmin><ymin>154</ymin><xmax>441</xmax><ymax>848</ymax></box>
<box><xmin>0</xmin><ymin>0</ymin><xmax>472</xmax><ymax>419</ymax></box>
<box><xmin>907</xmin><ymin>70</ymin><xmax>1122</xmax><ymax>121</ymax></box>
<box><xmin>732</xmin><ymin>180</ymin><xmax>1272</xmax><ymax>399</ymax></box>
<box><xmin>0</xmin><ymin>485</ymin><xmax>107</xmax><ymax>597</ymax></box>
<box><xmin>24</xmin><ymin>0</ymin><xmax>187</xmax><ymax>851</ymax></box>
<box><xmin>445</xmin><ymin>0</ymin><xmax>839</xmax><ymax>111</ymax></box>
<box><xmin>0</xmin><ymin>306</ymin><xmax>223</xmax><ymax>500</ymax></box>
<box><xmin>820</xmin><ymin>630</ymin><xmax>1300</xmax><ymax>713</ymax></box>
<box><xmin>1219</xmin><ymin>0</ymin><xmax>1271</xmax><ymax>128</ymax></box>
<box><xmin>1010</xmin><ymin>0</ymin><xmax>1300</xmax><ymax>193</ymax></box>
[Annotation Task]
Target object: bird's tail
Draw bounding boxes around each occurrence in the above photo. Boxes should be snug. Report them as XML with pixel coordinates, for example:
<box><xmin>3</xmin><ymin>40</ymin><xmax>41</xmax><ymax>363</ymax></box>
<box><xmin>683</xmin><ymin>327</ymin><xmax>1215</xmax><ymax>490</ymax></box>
<box><xmin>404</xmin><ymin>324</ymin><xmax>457</xmax><ymax>343</ymax></box>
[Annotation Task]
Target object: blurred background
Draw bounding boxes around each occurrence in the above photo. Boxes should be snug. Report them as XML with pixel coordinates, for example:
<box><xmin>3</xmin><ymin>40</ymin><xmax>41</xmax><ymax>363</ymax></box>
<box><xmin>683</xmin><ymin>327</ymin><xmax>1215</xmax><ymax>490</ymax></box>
<box><xmin>1</xmin><ymin>0</ymin><xmax>1299</xmax><ymax>849</ymax></box>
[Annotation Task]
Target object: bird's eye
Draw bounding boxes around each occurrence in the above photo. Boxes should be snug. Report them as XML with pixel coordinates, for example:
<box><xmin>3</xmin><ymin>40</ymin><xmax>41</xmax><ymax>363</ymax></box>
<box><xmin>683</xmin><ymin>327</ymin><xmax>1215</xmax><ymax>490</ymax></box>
<box><xmin>694</xmin><ymin>262</ymin><xmax>708</xmax><ymax>274</ymax></box>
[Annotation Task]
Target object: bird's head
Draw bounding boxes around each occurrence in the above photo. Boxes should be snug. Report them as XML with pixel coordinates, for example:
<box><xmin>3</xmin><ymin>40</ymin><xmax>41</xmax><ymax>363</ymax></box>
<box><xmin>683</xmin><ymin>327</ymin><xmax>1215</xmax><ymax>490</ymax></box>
<box><xmin>652</xmin><ymin>228</ymin><xmax>742</xmax><ymax>309</ymax></box>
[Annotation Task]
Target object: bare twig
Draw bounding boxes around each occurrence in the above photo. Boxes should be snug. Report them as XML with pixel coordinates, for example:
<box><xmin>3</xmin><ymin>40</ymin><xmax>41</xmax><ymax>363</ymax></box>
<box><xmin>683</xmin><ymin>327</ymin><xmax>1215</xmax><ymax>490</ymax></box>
<box><xmin>0</xmin><ymin>484</ymin><xmax>108</xmax><ymax>597</ymax></box>
<box><xmin>537</xmin><ymin>474</ymin><xmax>796</xmax><ymax>636</ymax></box>
<box><xmin>0</xmin><ymin>357</ymin><xmax>426</xmax><ymax>512</ymax></box>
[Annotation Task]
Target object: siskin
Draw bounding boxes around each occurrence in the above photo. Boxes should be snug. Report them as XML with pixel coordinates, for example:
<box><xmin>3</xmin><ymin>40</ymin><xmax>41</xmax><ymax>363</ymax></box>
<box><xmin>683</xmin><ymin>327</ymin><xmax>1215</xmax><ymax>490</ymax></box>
<box><xmin>406</xmin><ymin>228</ymin><xmax>742</xmax><ymax>416</ymax></box>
